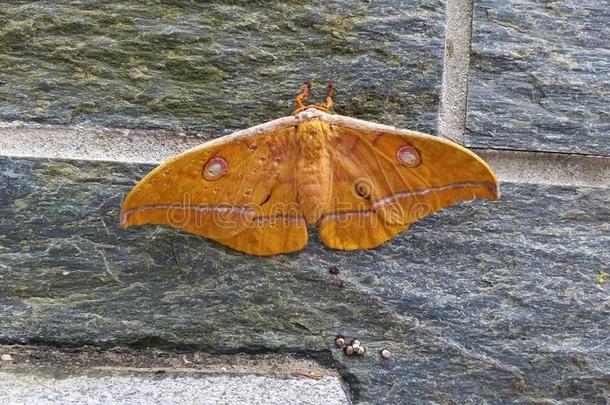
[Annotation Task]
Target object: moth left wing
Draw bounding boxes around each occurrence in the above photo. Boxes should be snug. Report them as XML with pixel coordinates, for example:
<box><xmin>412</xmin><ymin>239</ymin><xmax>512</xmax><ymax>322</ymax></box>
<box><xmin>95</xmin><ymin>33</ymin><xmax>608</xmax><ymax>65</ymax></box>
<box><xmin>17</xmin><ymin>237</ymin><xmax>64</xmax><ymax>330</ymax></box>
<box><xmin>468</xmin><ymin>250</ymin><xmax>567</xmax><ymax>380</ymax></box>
<box><xmin>319</xmin><ymin>117</ymin><xmax>499</xmax><ymax>250</ymax></box>
<box><xmin>120</xmin><ymin>119</ymin><xmax>308</xmax><ymax>256</ymax></box>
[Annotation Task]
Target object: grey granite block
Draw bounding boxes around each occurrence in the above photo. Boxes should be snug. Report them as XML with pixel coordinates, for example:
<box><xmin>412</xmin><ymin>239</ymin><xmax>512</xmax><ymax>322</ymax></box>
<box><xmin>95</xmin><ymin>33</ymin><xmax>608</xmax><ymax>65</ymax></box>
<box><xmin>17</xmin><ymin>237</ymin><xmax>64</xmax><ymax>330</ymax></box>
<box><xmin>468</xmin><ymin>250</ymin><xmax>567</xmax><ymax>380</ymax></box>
<box><xmin>468</xmin><ymin>0</ymin><xmax>610</xmax><ymax>155</ymax></box>
<box><xmin>0</xmin><ymin>370</ymin><xmax>350</xmax><ymax>405</ymax></box>
<box><xmin>0</xmin><ymin>156</ymin><xmax>608</xmax><ymax>403</ymax></box>
<box><xmin>0</xmin><ymin>1</ymin><xmax>444</xmax><ymax>135</ymax></box>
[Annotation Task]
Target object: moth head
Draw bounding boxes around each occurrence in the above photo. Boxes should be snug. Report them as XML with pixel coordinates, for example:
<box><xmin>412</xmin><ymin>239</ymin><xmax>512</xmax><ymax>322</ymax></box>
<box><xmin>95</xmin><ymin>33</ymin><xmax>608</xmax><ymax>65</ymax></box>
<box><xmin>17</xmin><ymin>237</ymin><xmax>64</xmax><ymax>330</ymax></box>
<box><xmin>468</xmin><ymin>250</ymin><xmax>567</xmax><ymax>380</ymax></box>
<box><xmin>292</xmin><ymin>82</ymin><xmax>335</xmax><ymax>115</ymax></box>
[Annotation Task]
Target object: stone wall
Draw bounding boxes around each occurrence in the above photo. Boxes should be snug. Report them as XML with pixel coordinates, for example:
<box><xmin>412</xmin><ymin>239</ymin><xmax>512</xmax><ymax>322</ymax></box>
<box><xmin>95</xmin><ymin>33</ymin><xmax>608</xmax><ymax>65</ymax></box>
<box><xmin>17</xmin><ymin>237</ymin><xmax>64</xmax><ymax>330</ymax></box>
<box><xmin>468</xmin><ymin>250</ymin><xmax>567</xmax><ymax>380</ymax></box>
<box><xmin>0</xmin><ymin>1</ymin><xmax>608</xmax><ymax>404</ymax></box>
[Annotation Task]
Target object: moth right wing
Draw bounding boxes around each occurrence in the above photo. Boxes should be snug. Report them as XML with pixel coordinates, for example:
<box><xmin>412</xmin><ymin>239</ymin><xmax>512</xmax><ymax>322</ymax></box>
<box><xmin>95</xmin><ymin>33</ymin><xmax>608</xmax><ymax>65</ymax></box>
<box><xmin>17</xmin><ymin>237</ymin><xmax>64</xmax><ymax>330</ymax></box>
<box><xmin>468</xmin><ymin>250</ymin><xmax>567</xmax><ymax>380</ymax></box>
<box><xmin>319</xmin><ymin>118</ymin><xmax>499</xmax><ymax>250</ymax></box>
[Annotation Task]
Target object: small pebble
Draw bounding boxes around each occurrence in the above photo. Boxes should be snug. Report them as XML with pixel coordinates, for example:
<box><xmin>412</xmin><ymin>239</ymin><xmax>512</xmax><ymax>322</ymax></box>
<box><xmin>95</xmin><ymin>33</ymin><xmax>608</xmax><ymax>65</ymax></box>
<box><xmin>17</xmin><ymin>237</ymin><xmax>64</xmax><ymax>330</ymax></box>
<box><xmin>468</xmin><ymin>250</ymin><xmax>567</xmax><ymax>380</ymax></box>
<box><xmin>0</xmin><ymin>354</ymin><xmax>12</xmax><ymax>362</ymax></box>
<box><xmin>345</xmin><ymin>345</ymin><xmax>354</xmax><ymax>355</ymax></box>
<box><xmin>352</xmin><ymin>340</ymin><xmax>361</xmax><ymax>347</ymax></box>
<box><xmin>335</xmin><ymin>337</ymin><xmax>345</xmax><ymax>348</ymax></box>
<box><xmin>357</xmin><ymin>346</ymin><xmax>365</xmax><ymax>355</ymax></box>
<box><xmin>381</xmin><ymin>349</ymin><xmax>391</xmax><ymax>359</ymax></box>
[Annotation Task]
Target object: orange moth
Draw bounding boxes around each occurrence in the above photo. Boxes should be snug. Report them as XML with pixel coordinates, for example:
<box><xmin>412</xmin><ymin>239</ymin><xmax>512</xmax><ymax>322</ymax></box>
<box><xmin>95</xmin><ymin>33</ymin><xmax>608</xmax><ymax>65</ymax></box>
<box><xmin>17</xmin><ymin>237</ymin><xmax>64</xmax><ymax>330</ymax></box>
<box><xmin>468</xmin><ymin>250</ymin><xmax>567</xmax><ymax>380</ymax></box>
<box><xmin>120</xmin><ymin>83</ymin><xmax>499</xmax><ymax>255</ymax></box>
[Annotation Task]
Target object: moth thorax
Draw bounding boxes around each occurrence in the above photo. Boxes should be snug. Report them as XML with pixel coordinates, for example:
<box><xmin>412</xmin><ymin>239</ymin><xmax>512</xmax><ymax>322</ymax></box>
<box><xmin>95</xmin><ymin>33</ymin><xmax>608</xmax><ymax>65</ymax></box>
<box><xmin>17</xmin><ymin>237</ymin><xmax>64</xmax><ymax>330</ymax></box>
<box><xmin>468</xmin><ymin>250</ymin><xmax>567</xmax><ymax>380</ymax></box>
<box><xmin>296</xmin><ymin>120</ymin><xmax>332</xmax><ymax>158</ymax></box>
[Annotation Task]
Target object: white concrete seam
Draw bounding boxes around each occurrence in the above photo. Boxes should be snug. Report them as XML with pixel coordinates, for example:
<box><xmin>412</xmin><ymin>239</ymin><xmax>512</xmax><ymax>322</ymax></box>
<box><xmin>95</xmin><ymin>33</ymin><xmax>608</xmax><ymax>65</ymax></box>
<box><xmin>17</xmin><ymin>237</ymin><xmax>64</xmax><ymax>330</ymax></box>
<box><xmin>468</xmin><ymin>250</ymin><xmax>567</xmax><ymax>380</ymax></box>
<box><xmin>0</xmin><ymin>122</ymin><xmax>607</xmax><ymax>189</ymax></box>
<box><xmin>438</xmin><ymin>0</ymin><xmax>474</xmax><ymax>144</ymax></box>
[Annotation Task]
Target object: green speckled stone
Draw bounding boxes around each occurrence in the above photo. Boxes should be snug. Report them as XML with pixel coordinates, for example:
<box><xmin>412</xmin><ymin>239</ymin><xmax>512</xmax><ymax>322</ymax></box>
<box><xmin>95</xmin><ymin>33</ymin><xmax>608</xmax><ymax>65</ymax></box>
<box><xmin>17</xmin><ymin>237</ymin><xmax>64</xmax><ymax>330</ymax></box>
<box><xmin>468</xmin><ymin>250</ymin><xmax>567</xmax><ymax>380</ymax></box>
<box><xmin>468</xmin><ymin>0</ymin><xmax>610</xmax><ymax>155</ymax></box>
<box><xmin>0</xmin><ymin>157</ymin><xmax>608</xmax><ymax>403</ymax></box>
<box><xmin>0</xmin><ymin>1</ymin><xmax>444</xmax><ymax>135</ymax></box>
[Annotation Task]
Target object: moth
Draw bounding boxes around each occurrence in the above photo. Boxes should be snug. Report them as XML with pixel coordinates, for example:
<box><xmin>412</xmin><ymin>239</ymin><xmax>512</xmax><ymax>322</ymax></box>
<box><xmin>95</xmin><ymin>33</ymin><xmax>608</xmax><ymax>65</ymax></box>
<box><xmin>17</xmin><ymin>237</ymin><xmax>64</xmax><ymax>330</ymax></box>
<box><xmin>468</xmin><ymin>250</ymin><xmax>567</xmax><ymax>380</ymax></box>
<box><xmin>120</xmin><ymin>83</ymin><xmax>499</xmax><ymax>255</ymax></box>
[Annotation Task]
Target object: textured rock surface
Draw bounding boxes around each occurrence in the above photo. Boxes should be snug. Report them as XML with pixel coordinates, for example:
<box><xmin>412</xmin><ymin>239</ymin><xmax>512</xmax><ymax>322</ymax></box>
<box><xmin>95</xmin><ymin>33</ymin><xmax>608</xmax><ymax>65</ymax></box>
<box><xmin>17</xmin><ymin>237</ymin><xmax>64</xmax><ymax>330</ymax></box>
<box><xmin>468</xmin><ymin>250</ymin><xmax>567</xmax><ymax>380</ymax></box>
<box><xmin>0</xmin><ymin>156</ymin><xmax>608</xmax><ymax>403</ymax></box>
<box><xmin>468</xmin><ymin>0</ymin><xmax>610</xmax><ymax>155</ymax></box>
<box><xmin>0</xmin><ymin>1</ymin><xmax>444</xmax><ymax>135</ymax></box>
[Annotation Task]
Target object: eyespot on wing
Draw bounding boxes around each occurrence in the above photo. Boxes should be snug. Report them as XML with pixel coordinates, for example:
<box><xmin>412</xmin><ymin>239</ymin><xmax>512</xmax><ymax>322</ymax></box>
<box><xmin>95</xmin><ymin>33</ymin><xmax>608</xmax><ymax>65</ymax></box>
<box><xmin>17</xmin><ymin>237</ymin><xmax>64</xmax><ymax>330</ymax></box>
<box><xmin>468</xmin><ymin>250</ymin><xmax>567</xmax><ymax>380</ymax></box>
<box><xmin>202</xmin><ymin>157</ymin><xmax>228</xmax><ymax>181</ymax></box>
<box><xmin>396</xmin><ymin>144</ymin><xmax>421</xmax><ymax>167</ymax></box>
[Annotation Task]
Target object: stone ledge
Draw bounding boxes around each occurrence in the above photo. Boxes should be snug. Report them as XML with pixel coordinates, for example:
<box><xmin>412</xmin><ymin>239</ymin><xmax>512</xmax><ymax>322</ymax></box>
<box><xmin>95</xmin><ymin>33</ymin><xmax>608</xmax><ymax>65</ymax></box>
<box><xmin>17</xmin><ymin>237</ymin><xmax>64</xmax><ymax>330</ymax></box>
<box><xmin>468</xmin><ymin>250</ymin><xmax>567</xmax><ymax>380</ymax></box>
<box><xmin>0</xmin><ymin>346</ymin><xmax>350</xmax><ymax>403</ymax></box>
<box><xmin>0</xmin><ymin>346</ymin><xmax>350</xmax><ymax>405</ymax></box>
<box><xmin>0</xmin><ymin>345</ymin><xmax>340</xmax><ymax>378</ymax></box>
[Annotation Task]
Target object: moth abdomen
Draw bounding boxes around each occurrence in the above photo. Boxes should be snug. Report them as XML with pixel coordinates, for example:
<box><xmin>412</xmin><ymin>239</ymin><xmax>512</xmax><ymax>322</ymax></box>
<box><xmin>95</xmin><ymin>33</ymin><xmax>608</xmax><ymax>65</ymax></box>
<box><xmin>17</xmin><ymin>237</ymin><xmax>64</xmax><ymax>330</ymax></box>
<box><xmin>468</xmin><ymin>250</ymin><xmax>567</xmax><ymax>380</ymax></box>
<box><xmin>295</xmin><ymin>118</ymin><xmax>334</xmax><ymax>225</ymax></box>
